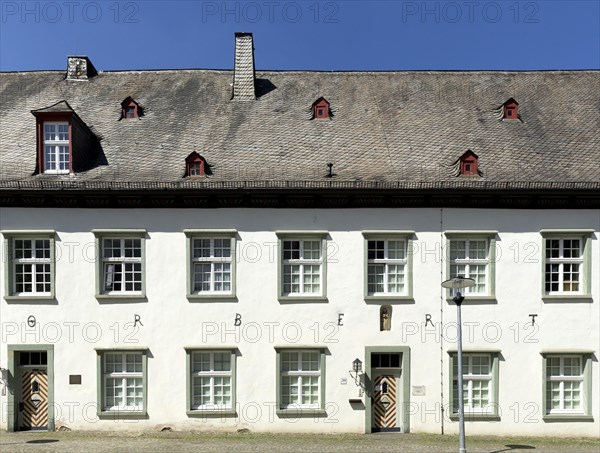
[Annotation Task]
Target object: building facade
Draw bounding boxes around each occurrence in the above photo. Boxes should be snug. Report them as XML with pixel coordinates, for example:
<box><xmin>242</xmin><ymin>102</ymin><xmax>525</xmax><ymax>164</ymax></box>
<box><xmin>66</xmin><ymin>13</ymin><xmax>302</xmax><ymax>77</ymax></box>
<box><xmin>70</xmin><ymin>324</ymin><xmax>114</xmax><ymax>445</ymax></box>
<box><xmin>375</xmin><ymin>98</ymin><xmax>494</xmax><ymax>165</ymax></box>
<box><xmin>1</xmin><ymin>33</ymin><xmax>598</xmax><ymax>435</ymax></box>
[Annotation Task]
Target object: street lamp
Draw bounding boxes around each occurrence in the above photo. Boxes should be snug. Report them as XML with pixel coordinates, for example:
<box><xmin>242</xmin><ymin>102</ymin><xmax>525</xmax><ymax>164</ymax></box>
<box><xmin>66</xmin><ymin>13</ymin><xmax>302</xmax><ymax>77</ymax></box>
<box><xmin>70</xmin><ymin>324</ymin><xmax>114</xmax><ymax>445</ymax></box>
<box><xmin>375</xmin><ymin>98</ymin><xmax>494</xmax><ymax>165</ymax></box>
<box><xmin>441</xmin><ymin>276</ymin><xmax>476</xmax><ymax>453</ymax></box>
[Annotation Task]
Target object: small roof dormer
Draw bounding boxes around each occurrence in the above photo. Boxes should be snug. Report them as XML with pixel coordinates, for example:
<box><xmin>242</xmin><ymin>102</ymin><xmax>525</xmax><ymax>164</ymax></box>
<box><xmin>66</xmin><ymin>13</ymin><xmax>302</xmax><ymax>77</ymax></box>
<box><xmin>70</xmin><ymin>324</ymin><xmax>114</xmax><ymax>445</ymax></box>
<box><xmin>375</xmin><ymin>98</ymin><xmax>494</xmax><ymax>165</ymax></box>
<box><xmin>120</xmin><ymin>97</ymin><xmax>143</xmax><ymax>120</ymax></box>
<box><xmin>455</xmin><ymin>150</ymin><xmax>480</xmax><ymax>177</ymax></box>
<box><xmin>493</xmin><ymin>98</ymin><xmax>521</xmax><ymax>122</ymax></box>
<box><xmin>502</xmin><ymin>98</ymin><xmax>519</xmax><ymax>120</ymax></box>
<box><xmin>312</xmin><ymin>97</ymin><xmax>331</xmax><ymax>120</ymax></box>
<box><xmin>185</xmin><ymin>152</ymin><xmax>211</xmax><ymax>178</ymax></box>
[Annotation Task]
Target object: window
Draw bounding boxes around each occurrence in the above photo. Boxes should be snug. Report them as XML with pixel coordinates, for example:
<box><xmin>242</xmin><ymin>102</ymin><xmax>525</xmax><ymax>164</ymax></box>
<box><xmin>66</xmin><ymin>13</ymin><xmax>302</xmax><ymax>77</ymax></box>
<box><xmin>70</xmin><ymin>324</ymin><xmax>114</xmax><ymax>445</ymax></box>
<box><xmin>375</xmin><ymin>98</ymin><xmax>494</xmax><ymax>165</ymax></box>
<box><xmin>367</xmin><ymin>240</ymin><xmax>406</xmax><ymax>295</ymax></box>
<box><xmin>541</xmin><ymin>230</ymin><xmax>592</xmax><ymax>298</ymax></box>
<box><xmin>102</xmin><ymin>239</ymin><xmax>142</xmax><ymax>293</ymax></box>
<box><xmin>449</xmin><ymin>352</ymin><xmax>499</xmax><ymax>420</ymax></box>
<box><xmin>542</xmin><ymin>353</ymin><xmax>593</xmax><ymax>420</ymax></box>
<box><xmin>185</xmin><ymin>230</ymin><xmax>236</xmax><ymax>299</ymax></box>
<box><xmin>363</xmin><ymin>232</ymin><xmax>414</xmax><ymax>300</ymax></box>
<box><xmin>445</xmin><ymin>232</ymin><xmax>496</xmax><ymax>299</ymax></box>
<box><xmin>545</xmin><ymin>238</ymin><xmax>582</xmax><ymax>294</ymax></box>
<box><xmin>192</xmin><ymin>239</ymin><xmax>232</xmax><ymax>293</ymax></box>
<box><xmin>97</xmin><ymin>350</ymin><xmax>147</xmax><ymax>416</ymax></box>
<box><xmin>277</xmin><ymin>349</ymin><xmax>325</xmax><ymax>414</ymax></box>
<box><xmin>43</xmin><ymin>122</ymin><xmax>70</xmax><ymax>174</ymax></box>
<box><xmin>277</xmin><ymin>232</ymin><xmax>327</xmax><ymax>300</ymax></box>
<box><xmin>187</xmin><ymin>350</ymin><xmax>236</xmax><ymax>414</ymax></box>
<box><xmin>189</xmin><ymin>162</ymin><xmax>202</xmax><ymax>176</ymax></box>
<box><xmin>3</xmin><ymin>232</ymin><xmax>55</xmax><ymax>299</ymax></box>
<box><xmin>93</xmin><ymin>230</ymin><xmax>146</xmax><ymax>298</ymax></box>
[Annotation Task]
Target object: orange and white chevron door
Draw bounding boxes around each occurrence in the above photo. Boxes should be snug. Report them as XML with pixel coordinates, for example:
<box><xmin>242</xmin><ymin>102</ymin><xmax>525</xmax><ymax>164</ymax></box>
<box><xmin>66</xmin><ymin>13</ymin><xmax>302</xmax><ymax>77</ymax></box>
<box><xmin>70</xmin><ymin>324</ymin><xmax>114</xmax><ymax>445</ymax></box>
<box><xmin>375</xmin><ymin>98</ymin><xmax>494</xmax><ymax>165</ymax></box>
<box><xmin>373</xmin><ymin>375</ymin><xmax>397</xmax><ymax>429</ymax></box>
<box><xmin>20</xmin><ymin>370</ymin><xmax>49</xmax><ymax>429</ymax></box>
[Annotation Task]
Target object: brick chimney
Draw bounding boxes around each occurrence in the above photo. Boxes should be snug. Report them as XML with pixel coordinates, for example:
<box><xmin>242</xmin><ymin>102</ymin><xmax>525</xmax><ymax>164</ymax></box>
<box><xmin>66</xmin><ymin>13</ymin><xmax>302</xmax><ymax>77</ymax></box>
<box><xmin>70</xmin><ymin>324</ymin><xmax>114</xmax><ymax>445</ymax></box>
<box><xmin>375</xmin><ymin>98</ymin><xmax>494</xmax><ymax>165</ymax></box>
<box><xmin>232</xmin><ymin>33</ymin><xmax>256</xmax><ymax>100</ymax></box>
<box><xmin>66</xmin><ymin>56</ymin><xmax>97</xmax><ymax>80</ymax></box>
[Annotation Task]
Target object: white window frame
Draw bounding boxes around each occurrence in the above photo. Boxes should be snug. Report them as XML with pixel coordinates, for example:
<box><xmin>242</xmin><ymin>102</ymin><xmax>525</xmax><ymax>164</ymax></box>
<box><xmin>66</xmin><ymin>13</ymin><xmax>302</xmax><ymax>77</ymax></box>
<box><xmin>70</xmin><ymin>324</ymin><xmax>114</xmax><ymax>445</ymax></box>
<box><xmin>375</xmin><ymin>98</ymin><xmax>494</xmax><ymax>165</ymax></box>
<box><xmin>184</xmin><ymin>230</ymin><xmax>236</xmax><ymax>299</ymax></box>
<box><xmin>43</xmin><ymin>121</ymin><xmax>70</xmax><ymax>174</ymax></box>
<box><xmin>2</xmin><ymin>231</ymin><xmax>56</xmax><ymax>300</ymax></box>
<box><xmin>453</xmin><ymin>354</ymin><xmax>493</xmax><ymax>413</ymax></box>
<box><xmin>448</xmin><ymin>351</ymin><xmax>500</xmax><ymax>420</ymax></box>
<box><xmin>101</xmin><ymin>352</ymin><xmax>145</xmax><ymax>412</ymax></box>
<box><xmin>93</xmin><ymin>230</ymin><xmax>146</xmax><ymax>299</ymax></box>
<box><xmin>101</xmin><ymin>238</ymin><xmax>143</xmax><ymax>295</ymax></box>
<box><xmin>189</xmin><ymin>351</ymin><xmax>234</xmax><ymax>410</ymax></box>
<box><xmin>445</xmin><ymin>232</ymin><xmax>497</xmax><ymax>299</ymax></box>
<box><xmin>11</xmin><ymin>238</ymin><xmax>52</xmax><ymax>296</ymax></box>
<box><xmin>366</xmin><ymin>238</ymin><xmax>408</xmax><ymax>295</ymax></box>
<box><xmin>541</xmin><ymin>230</ymin><xmax>593</xmax><ymax>299</ymax></box>
<box><xmin>277</xmin><ymin>232</ymin><xmax>328</xmax><ymax>300</ymax></box>
<box><xmin>279</xmin><ymin>350</ymin><xmax>322</xmax><ymax>410</ymax></box>
<box><xmin>362</xmin><ymin>231</ymin><xmax>414</xmax><ymax>301</ymax></box>
<box><xmin>449</xmin><ymin>239</ymin><xmax>489</xmax><ymax>294</ymax></box>
<box><xmin>542</xmin><ymin>351</ymin><xmax>593</xmax><ymax>420</ymax></box>
<box><xmin>544</xmin><ymin>238</ymin><xmax>584</xmax><ymax>295</ymax></box>
<box><xmin>546</xmin><ymin>355</ymin><xmax>584</xmax><ymax>414</ymax></box>
<box><xmin>191</xmin><ymin>238</ymin><xmax>233</xmax><ymax>294</ymax></box>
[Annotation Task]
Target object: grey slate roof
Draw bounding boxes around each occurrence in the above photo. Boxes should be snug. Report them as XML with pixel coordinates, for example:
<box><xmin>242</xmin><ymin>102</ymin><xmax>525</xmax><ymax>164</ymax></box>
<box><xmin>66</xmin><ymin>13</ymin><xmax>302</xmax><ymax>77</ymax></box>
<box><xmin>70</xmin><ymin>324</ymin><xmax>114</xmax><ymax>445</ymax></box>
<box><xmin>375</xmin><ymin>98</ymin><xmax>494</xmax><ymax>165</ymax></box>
<box><xmin>1</xmin><ymin>68</ymin><xmax>599</xmax><ymax>190</ymax></box>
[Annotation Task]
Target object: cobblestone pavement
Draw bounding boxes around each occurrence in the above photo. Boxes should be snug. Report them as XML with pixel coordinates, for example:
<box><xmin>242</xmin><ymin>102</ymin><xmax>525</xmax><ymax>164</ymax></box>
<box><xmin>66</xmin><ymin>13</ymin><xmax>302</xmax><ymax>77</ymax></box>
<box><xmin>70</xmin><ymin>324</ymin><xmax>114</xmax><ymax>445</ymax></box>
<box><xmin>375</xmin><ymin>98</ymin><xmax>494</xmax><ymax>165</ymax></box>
<box><xmin>1</xmin><ymin>431</ymin><xmax>599</xmax><ymax>453</ymax></box>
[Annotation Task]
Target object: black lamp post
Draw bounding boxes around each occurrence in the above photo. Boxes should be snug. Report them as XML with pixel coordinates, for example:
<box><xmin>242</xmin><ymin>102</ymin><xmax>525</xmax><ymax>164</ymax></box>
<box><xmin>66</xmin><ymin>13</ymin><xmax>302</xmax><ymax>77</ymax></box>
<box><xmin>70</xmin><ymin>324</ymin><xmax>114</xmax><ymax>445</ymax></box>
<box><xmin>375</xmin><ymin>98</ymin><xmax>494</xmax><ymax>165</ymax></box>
<box><xmin>441</xmin><ymin>276</ymin><xmax>476</xmax><ymax>453</ymax></box>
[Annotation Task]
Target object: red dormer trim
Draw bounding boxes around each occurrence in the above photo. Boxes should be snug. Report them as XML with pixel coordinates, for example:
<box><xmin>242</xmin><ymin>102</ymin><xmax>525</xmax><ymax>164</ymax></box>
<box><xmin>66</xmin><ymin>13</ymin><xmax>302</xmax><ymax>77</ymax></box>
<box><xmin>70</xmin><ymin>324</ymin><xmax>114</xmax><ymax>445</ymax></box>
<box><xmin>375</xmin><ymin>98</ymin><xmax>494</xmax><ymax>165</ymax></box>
<box><xmin>459</xmin><ymin>150</ymin><xmax>478</xmax><ymax>176</ymax></box>
<box><xmin>121</xmin><ymin>97</ymin><xmax>140</xmax><ymax>120</ymax></box>
<box><xmin>503</xmin><ymin>98</ymin><xmax>519</xmax><ymax>120</ymax></box>
<box><xmin>312</xmin><ymin>97</ymin><xmax>330</xmax><ymax>119</ymax></box>
<box><xmin>185</xmin><ymin>152</ymin><xmax>206</xmax><ymax>177</ymax></box>
<box><xmin>33</xmin><ymin>112</ymin><xmax>73</xmax><ymax>174</ymax></box>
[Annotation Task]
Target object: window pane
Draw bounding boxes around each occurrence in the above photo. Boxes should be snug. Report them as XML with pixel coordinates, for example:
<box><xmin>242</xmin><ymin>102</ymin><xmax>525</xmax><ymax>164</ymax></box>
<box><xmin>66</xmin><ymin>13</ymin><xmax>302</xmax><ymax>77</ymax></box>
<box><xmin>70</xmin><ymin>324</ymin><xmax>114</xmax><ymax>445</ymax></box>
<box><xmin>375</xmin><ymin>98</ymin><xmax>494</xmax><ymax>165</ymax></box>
<box><xmin>283</xmin><ymin>265</ymin><xmax>301</xmax><ymax>293</ymax></box>
<box><xmin>450</xmin><ymin>241</ymin><xmax>466</xmax><ymax>260</ymax></box>
<box><xmin>283</xmin><ymin>241</ymin><xmax>300</xmax><ymax>260</ymax></box>
<box><xmin>368</xmin><ymin>264</ymin><xmax>385</xmax><ymax>293</ymax></box>
<box><xmin>368</xmin><ymin>241</ymin><xmax>384</xmax><ymax>260</ymax></box>
<box><xmin>303</xmin><ymin>241</ymin><xmax>321</xmax><ymax>260</ymax></box>
<box><xmin>387</xmin><ymin>240</ymin><xmax>405</xmax><ymax>260</ymax></box>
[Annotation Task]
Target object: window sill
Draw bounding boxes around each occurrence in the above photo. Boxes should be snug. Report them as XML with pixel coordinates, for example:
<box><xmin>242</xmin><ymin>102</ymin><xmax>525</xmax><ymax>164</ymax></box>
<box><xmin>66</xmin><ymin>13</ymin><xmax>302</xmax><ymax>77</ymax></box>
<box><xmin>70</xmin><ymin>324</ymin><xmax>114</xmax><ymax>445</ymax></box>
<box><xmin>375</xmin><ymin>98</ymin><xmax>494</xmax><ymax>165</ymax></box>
<box><xmin>542</xmin><ymin>295</ymin><xmax>593</xmax><ymax>303</ymax></box>
<box><xmin>96</xmin><ymin>294</ymin><xmax>147</xmax><ymax>300</ymax></box>
<box><xmin>365</xmin><ymin>296</ymin><xmax>414</xmax><ymax>304</ymax></box>
<box><xmin>278</xmin><ymin>296</ymin><xmax>328</xmax><ymax>303</ymax></box>
<box><xmin>4</xmin><ymin>295</ymin><xmax>56</xmax><ymax>302</ymax></box>
<box><xmin>187</xmin><ymin>294</ymin><xmax>237</xmax><ymax>303</ymax></box>
<box><xmin>543</xmin><ymin>414</ymin><xmax>594</xmax><ymax>422</ymax></box>
<box><xmin>97</xmin><ymin>410</ymin><xmax>148</xmax><ymax>420</ymax></box>
<box><xmin>187</xmin><ymin>409</ymin><xmax>236</xmax><ymax>417</ymax></box>
<box><xmin>449</xmin><ymin>413</ymin><xmax>500</xmax><ymax>422</ymax></box>
<box><xmin>446</xmin><ymin>297</ymin><xmax>497</xmax><ymax>304</ymax></box>
<box><xmin>276</xmin><ymin>409</ymin><xmax>328</xmax><ymax>418</ymax></box>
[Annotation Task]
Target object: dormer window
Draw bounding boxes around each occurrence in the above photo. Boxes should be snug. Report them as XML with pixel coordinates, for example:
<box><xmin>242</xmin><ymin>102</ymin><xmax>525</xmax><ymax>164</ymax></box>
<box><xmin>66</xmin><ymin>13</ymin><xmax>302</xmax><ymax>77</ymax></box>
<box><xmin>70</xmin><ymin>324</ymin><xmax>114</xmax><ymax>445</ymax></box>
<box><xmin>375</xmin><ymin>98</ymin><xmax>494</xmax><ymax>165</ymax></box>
<box><xmin>502</xmin><ymin>98</ymin><xmax>519</xmax><ymax>120</ymax></box>
<box><xmin>459</xmin><ymin>150</ymin><xmax>479</xmax><ymax>176</ymax></box>
<box><xmin>185</xmin><ymin>152</ymin><xmax>207</xmax><ymax>177</ymax></box>
<box><xmin>43</xmin><ymin>122</ymin><xmax>70</xmax><ymax>174</ymax></box>
<box><xmin>32</xmin><ymin>100</ymin><xmax>100</xmax><ymax>175</ymax></box>
<box><xmin>312</xmin><ymin>97</ymin><xmax>330</xmax><ymax>120</ymax></box>
<box><xmin>121</xmin><ymin>97</ymin><xmax>141</xmax><ymax>120</ymax></box>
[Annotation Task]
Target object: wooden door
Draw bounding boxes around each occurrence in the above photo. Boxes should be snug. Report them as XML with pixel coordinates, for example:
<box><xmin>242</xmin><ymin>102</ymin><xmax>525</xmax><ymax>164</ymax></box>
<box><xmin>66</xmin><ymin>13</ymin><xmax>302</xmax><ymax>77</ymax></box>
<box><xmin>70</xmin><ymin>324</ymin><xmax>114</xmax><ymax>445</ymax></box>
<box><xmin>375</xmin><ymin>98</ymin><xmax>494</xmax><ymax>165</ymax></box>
<box><xmin>19</xmin><ymin>369</ymin><xmax>49</xmax><ymax>430</ymax></box>
<box><xmin>372</xmin><ymin>375</ymin><xmax>398</xmax><ymax>430</ymax></box>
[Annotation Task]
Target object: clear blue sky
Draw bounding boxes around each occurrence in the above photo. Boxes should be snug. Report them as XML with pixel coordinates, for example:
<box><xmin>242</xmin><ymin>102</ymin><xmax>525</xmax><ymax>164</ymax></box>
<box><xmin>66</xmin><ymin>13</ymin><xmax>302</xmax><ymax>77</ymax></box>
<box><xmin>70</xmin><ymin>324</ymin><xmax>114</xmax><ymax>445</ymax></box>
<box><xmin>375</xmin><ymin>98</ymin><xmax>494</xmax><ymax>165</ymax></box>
<box><xmin>1</xmin><ymin>1</ymin><xmax>599</xmax><ymax>71</ymax></box>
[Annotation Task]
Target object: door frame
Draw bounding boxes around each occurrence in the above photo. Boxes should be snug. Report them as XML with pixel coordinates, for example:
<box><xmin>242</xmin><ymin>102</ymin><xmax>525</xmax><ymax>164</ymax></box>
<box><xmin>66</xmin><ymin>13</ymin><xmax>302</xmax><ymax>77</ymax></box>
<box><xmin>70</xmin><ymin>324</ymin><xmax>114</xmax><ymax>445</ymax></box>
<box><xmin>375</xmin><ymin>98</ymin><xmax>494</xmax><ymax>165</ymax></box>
<box><xmin>7</xmin><ymin>345</ymin><xmax>55</xmax><ymax>432</ymax></box>
<box><xmin>364</xmin><ymin>346</ymin><xmax>410</xmax><ymax>433</ymax></box>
